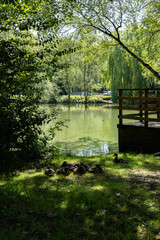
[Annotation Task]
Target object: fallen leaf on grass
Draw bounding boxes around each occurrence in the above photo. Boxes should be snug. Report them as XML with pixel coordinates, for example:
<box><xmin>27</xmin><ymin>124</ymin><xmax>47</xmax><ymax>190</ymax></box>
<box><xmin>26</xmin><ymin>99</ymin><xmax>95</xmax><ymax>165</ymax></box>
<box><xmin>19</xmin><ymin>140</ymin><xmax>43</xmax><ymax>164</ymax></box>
<box><xmin>116</xmin><ymin>193</ymin><xmax>121</xmax><ymax>197</ymax></box>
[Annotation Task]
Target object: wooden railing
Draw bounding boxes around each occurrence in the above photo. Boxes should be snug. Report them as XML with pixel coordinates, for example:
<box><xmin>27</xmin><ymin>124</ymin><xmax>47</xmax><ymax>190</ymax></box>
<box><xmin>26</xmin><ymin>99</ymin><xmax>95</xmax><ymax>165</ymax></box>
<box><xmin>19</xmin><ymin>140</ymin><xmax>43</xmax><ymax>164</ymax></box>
<box><xmin>118</xmin><ymin>88</ymin><xmax>160</xmax><ymax>127</ymax></box>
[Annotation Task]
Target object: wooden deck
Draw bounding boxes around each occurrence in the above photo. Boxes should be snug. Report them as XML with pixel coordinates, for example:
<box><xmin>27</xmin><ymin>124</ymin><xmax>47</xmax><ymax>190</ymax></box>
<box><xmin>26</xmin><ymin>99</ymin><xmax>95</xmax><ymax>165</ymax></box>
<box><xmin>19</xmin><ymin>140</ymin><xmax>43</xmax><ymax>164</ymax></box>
<box><xmin>118</xmin><ymin>89</ymin><xmax>160</xmax><ymax>153</ymax></box>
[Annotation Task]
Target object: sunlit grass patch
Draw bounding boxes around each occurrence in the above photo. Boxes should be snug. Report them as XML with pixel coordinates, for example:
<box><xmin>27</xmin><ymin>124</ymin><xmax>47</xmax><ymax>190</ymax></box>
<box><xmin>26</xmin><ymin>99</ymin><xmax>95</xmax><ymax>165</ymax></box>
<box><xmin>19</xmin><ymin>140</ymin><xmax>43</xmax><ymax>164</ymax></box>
<box><xmin>91</xmin><ymin>185</ymin><xmax>104</xmax><ymax>191</ymax></box>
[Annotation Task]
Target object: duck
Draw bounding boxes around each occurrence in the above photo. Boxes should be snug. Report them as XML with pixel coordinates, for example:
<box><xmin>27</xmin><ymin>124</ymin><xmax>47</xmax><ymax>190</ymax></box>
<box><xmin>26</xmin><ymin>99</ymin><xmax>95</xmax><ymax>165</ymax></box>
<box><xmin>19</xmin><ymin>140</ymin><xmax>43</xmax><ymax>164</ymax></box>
<box><xmin>60</xmin><ymin>161</ymin><xmax>72</xmax><ymax>168</ymax></box>
<box><xmin>88</xmin><ymin>164</ymin><xmax>103</xmax><ymax>173</ymax></box>
<box><xmin>45</xmin><ymin>165</ymin><xmax>55</xmax><ymax>176</ymax></box>
<box><xmin>73</xmin><ymin>165</ymin><xmax>87</xmax><ymax>174</ymax></box>
<box><xmin>153</xmin><ymin>152</ymin><xmax>160</xmax><ymax>157</ymax></box>
<box><xmin>113</xmin><ymin>153</ymin><xmax>130</xmax><ymax>164</ymax></box>
<box><xmin>73</xmin><ymin>162</ymin><xmax>89</xmax><ymax>171</ymax></box>
<box><xmin>60</xmin><ymin>161</ymin><xmax>75</xmax><ymax>171</ymax></box>
<box><xmin>80</xmin><ymin>162</ymin><xmax>89</xmax><ymax>171</ymax></box>
<box><xmin>96</xmin><ymin>164</ymin><xmax>103</xmax><ymax>173</ymax></box>
<box><xmin>56</xmin><ymin>167</ymin><xmax>70</xmax><ymax>175</ymax></box>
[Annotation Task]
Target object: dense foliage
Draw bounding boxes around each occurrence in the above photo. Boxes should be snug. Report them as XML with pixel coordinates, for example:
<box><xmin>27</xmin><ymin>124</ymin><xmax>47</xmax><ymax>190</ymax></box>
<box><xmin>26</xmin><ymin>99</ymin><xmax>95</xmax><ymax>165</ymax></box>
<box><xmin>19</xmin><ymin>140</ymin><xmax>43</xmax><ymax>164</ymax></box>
<box><xmin>0</xmin><ymin>33</ymin><xmax>54</xmax><ymax>160</ymax></box>
<box><xmin>102</xmin><ymin>45</ymin><xmax>148</xmax><ymax>102</ymax></box>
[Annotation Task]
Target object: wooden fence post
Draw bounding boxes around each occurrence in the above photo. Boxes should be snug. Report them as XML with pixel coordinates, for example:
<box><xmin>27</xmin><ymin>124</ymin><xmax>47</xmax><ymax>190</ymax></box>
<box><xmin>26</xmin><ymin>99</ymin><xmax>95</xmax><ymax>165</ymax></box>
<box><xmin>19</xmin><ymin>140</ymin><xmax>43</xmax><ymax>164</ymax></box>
<box><xmin>119</xmin><ymin>89</ymin><xmax>123</xmax><ymax>125</ymax></box>
<box><xmin>157</xmin><ymin>90</ymin><xmax>160</xmax><ymax>119</ymax></box>
<box><xmin>145</xmin><ymin>89</ymin><xmax>148</xmax><ymax>127</ymax></box>
<box><xmin>139</xmin><ymin>90</ymin><xmax>143</xmax><ymax>122</ymax></box>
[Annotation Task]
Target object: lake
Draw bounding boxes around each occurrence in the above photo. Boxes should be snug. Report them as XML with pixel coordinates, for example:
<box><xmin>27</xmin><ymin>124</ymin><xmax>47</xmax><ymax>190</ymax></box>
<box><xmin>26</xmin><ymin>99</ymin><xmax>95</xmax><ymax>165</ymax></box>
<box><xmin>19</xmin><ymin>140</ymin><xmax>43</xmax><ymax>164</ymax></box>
<box><xmin>42</xmin><ymin>104</ymin><xmax>120</xmax><ymax>156</ymax></box>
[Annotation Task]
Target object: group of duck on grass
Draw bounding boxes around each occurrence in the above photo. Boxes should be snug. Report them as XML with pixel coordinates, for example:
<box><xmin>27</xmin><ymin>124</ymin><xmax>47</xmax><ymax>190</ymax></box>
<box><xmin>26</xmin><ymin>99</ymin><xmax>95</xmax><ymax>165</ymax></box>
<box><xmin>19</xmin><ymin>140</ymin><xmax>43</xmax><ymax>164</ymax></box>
<box><xmin>45</xmin><ymin>154</ymin><xmax>130</xmax><ymax>177</ymax></box>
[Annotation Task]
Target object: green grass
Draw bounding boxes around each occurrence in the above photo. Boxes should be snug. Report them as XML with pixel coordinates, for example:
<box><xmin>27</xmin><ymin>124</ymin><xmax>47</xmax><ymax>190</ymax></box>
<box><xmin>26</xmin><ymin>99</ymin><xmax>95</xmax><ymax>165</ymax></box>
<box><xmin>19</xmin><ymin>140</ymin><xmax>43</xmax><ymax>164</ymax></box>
<box><xmin>0</xmin><ymin>153</ymin><xmax>160</xmax><ymax>240</ymax></box>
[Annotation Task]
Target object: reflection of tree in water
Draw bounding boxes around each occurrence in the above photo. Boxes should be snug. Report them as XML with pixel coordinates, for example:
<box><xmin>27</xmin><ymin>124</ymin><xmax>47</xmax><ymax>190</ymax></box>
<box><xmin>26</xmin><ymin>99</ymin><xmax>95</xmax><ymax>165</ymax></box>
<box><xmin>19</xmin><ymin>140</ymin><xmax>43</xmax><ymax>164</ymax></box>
<box><xmin>55</xmin><ymin>137</ymin><xmax>118</xmax><ymax>156</ymax></box>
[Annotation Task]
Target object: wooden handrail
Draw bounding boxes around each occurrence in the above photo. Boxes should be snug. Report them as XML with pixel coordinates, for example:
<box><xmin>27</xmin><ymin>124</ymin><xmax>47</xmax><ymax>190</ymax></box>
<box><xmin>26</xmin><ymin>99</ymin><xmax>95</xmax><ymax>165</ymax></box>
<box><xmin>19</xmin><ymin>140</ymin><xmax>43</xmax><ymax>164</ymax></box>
<box><xmin>119</xmin><ymin>96</ymin><xmax>160</xmax><ymax>101</ymax></box>
<box><xmin>119</xmin><ymin>106</ymin><xmax>160</xmax><ymax>111</ymax></box>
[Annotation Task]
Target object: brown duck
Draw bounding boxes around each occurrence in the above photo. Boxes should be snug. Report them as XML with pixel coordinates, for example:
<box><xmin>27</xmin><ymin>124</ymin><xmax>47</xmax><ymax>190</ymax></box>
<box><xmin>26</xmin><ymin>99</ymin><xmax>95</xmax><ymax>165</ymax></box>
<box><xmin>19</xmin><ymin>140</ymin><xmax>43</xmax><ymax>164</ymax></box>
<box><xmin>88</xmin><ymin>164</ymin><xmax>103</xmax><ymax>173</ymax></box>
<box><xmin>153</xmin><ymin>152</ymin><xmax>160</xmax><ymax>157</ymax></box>
<box><xmin>56</xmin><ymin>167</ymin><xmax>70</xmax><ymax>175</ymax></box>
<box><xmin>45</xmin><ymin>165</ymin><xmax>55</xmax><ymax>176</ymax></box>
<box><xmin>113</xmin><ymin>154</ymin><xmax>129</xmax><ymax>164</ymax></box>
<box><xmin>60</xmin><ymin>161</ymin><xmax>72</xmax><ymax>168</ymax></box>
<box><xmin>73</xmin><ymin>165</ymin><xmax>87</xmax><ymax>174</ymax></box>
<box><xmin>74</xmin><ymin>162</ymin><xmax>89</xmax><ymax>171</ymax></box>
<box><xmin>60</xmin><ymin>161</ymin><xmax>75</xmax><ymax>171</ymax></box>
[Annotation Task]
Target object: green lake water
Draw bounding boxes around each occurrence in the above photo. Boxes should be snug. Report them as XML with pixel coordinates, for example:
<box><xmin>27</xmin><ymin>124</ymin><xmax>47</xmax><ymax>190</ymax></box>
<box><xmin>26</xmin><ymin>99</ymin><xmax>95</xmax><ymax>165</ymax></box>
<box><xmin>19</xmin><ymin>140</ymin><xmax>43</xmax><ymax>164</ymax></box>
<box><xmin>42</xmin><ymin>104</ymin><xmax>120</xmax><ymax>156</ymax></box>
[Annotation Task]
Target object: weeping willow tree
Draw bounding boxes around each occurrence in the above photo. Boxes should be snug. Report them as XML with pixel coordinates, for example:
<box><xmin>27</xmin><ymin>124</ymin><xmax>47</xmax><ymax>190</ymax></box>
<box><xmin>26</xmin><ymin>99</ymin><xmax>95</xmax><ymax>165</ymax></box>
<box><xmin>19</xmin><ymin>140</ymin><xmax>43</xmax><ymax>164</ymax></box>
<box><xmin>103</xmin><ymin>46</ymin><xmax>148</xmax><ymax>103</ymax></box>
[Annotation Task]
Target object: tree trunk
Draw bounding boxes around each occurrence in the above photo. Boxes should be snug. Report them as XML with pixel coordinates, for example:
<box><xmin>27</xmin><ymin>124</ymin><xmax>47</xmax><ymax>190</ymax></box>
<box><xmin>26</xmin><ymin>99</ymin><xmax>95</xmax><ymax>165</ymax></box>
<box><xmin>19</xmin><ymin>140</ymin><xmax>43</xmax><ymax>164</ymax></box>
<box><xmin>84</xmin><ymin>65</ymin><xmax>88</xmax><ymax>103</ymax></box>
<box><xmin>66</xmin><ymin>73</ymin><xmax>70</xmax><ymax>103</ymax></box>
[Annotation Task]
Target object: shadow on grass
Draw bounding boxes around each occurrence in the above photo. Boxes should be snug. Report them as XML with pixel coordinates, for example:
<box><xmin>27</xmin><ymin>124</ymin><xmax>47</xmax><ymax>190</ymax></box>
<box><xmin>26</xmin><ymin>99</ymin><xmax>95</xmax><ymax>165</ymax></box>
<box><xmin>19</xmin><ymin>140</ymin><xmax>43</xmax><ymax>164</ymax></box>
<box><xmin>0</xmin><ymin>151</ymin><xmax>44</xmax><ymax>174</ymax></box>
<box><xmin>0</xmin><ymin>163</ymin><xmax>160</xmax><ymax>240</ymax></box>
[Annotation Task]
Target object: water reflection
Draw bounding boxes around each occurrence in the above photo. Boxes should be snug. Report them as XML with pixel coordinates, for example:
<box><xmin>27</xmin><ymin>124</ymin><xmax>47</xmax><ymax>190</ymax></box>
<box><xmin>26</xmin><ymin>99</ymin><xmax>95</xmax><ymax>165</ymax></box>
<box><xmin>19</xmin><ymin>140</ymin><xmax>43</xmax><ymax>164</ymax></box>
<box><xmin>55</xmin><ymin>137</ymin><xmax>111</xmax><ymax>156</ymax></box>
<box><xmin>41</xmin><ymin>104</ymin><xmax>119</xmax><ymax>156</ymax></box>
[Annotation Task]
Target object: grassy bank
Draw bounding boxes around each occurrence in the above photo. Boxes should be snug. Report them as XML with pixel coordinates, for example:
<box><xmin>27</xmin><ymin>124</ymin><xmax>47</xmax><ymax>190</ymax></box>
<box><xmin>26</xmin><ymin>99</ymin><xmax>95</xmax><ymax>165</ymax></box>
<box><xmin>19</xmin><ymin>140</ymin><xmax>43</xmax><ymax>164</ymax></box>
<box><xmin>0</xmin><ymin>153</ymin><xmax>160</xmax><ymax>240</ymax></box>
<box><xmin>57</xmin><ymin>95</ymin><xmax>112</xmax><ymax>104</ymax></box>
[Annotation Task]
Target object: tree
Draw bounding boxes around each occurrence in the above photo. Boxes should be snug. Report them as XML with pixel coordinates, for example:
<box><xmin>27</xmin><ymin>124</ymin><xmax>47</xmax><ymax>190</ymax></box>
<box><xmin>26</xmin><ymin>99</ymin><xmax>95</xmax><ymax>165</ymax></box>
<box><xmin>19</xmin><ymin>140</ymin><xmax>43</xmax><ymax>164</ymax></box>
<box><xmin>0</xmin><ymin>0</ymin><xmax>64</xmax><ymax>32</ymax></box>
<box><xmin>102</xmin><ymin>45</ymin><xmax>148</xmax><ymax>102</ymax></box>
<box><xmin>0</xmin><ymin>0</ymin><xmax>78</xmax><ymax>162</ymax></box>
<box><xmin>64</xmin><ymin>0</ymin><xmax>160</xmax><ymax>80</ymax></box>
<box><xmin>68</xmin><ymin>31</ymin><xmax>104</xmax><ymax>102</ymax></box>
<box><xmin>47</xmin><ymin>37</ymin><xmax>79</xmax><ymax>102</ymax></box>
<box><xmin>0</xmin><ymin>32</ymin><xmax>56</xmax><ymax>160</ymax></box>
<box><xmin>52</xmin><ymin>32</ymin><xmax>106</xmax><ymax>103</ymax></box>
